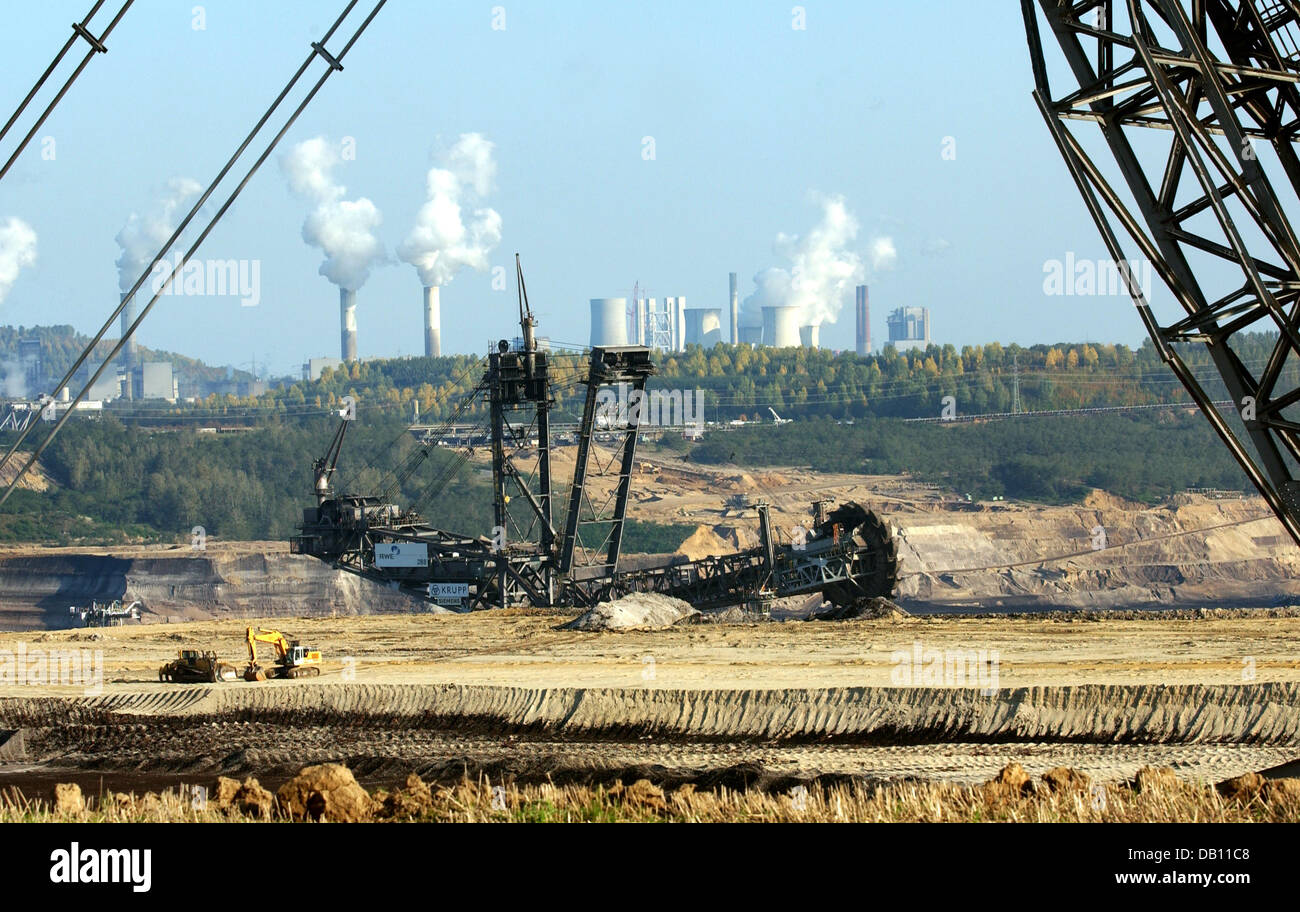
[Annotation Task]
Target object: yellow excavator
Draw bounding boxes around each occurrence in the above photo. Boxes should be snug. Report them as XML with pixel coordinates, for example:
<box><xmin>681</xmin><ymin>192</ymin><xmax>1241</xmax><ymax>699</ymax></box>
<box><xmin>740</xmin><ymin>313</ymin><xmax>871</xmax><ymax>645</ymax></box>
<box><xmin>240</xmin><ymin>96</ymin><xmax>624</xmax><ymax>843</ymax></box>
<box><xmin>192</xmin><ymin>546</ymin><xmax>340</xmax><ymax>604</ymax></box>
<box><xmin>243</xmin><ymin>627</ymin><xmax>322</xmax><ymax>681</ymax></box>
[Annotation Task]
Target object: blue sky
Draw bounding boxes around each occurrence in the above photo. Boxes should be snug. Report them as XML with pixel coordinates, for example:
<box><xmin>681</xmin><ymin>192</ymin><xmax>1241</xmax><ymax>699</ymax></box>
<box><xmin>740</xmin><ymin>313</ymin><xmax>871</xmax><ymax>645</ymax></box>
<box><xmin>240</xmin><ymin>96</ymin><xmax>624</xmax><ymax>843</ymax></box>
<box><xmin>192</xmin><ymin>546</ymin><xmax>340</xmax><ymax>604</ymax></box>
<box><xmin>0</xmin><ymin>1</ymin><xmax>1150</xmax><ymax>377</ymax></box>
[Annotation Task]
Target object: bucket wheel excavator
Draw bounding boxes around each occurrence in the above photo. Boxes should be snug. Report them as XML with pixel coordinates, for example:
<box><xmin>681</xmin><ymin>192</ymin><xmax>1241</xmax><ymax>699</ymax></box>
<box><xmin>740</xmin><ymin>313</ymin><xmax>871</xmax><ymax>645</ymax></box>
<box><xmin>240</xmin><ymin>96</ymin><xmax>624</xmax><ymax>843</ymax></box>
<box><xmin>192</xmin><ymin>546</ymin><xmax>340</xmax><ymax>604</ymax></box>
<box><xmin>291</xmin><ymin>257</ymin><xmax>902</xmax><ymax>614</ymax></box>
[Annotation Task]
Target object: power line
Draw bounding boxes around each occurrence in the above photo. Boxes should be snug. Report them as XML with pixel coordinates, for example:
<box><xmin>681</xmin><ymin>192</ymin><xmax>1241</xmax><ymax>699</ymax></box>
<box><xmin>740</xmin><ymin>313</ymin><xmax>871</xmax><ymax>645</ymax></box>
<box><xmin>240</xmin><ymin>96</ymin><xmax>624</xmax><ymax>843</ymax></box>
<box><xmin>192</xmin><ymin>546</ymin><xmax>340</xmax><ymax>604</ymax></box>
<box><xmin>0</xmin><ymin>1</ymin><xmax>134</xmax><ymax>184</ymax></box>
<box><xmin>0</xmin><ymin>0</ymin><xmax>390</xmax><ymax>507</ymax></box>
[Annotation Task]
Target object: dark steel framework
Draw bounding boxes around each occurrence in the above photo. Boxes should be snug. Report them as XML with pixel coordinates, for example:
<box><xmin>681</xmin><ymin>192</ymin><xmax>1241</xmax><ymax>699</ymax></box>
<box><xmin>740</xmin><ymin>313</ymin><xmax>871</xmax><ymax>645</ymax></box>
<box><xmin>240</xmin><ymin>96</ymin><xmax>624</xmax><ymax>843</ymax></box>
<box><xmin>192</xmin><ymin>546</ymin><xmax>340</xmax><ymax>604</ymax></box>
<box><xmin>1025</xmin><ymin>0</ymin><xmax>1300</xmax><ymax>545</ymax></box>
<box><xmin>0</xmin><ymin>1</ymin><xmax>134</xmax><ymax>185</ymax></box>
<box><xmin>558</xmin><ymin>347</ymin><xmax>655</xmax><ymax>582</ymax></box>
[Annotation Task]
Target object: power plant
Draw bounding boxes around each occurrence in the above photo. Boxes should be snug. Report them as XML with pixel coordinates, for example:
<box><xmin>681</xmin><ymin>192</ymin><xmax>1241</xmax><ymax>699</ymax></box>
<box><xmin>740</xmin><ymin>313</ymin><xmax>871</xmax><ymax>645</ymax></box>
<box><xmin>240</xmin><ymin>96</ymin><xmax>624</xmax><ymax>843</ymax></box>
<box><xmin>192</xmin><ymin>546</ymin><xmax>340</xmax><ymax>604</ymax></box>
<box><xmin>340</xmin><ymin>289</ymin><xmax>358</xmax><ymax>361</ymax></box>
<box><xmin>423</xmin><ymin>286</ymin><xmax>441</xmax><ymax>357</ymax></box>
<box><xmin>886</xmin><ymin>306</ymin><xmax>931</xmax><ymax>353</ymax></box>
<box><xmin>635</xmin><ymin>295</ymin><xmax>687</xmax><ymax>352</ymax></box>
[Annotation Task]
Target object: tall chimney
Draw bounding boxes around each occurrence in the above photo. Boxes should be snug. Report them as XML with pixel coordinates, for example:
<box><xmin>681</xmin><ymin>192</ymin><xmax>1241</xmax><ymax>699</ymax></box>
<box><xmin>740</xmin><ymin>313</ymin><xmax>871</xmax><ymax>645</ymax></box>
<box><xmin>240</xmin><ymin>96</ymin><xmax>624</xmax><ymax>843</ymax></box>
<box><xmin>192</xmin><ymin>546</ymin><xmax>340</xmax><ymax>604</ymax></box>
<box><xmin>729</xmin><ymin>273</ymin><xmax>739</xmax><ymax>345</ymax></box>
<box><xmin>120</xmin><ymin>292</ymin><xmax>135</xmax><ymax>400</ymax></box>
<box><xmin>855</xmin><ymin>285</ymin><xmax>871</xmax><ymax>356</ymax></box>
<box><xmin>423</xmin><ymin>286</ymin><xmax>441</xmax><ymax>357</ymax></box>
<box><xmin>340</xmin><ymin>288</ymin><xmax>358</xmax><ymax>361</ymax></box>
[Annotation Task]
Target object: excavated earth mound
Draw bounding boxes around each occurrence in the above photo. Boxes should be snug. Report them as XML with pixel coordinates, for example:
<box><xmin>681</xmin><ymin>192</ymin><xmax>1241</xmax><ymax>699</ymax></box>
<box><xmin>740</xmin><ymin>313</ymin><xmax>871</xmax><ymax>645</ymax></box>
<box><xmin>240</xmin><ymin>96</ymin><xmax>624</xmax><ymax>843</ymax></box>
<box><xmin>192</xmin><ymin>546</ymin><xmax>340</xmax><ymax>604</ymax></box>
<box><xmin>561</xmin><ymin>594</ymin><xmax>700</xmax><ymax>631</ymax></box>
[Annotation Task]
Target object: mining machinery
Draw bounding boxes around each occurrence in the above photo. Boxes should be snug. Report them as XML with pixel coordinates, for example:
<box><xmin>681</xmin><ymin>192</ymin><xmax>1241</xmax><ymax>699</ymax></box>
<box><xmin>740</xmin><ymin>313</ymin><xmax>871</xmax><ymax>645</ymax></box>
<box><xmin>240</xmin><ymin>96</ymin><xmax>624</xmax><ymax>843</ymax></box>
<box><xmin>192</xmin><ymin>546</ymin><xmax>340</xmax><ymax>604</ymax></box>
<box><xmin>243</xmin><ymin>627</ymin><xmax>322</xmax><ymax>681</ymax></box>
<box><xmin>291</xmin><ymin>257</ymin><xmax>900</xmax><ymax>613</ymax></box>
<box><xmin>69</xmin><ymin>599</ymin><xmax>142</xmax><ymax>628</ymax></box>
<box><xmin>159</xmin><ymin>650</ymin><xmax>239</xmax><ymax>684</ymax></box>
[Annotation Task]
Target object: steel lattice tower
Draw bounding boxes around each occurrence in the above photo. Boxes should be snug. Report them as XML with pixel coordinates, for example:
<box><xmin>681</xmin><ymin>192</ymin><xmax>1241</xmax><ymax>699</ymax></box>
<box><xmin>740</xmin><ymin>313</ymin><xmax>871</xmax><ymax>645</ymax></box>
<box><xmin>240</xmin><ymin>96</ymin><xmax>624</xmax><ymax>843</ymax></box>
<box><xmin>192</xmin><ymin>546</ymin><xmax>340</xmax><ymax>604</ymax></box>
<box><xmin>1025</xmin><ymin>0</ymin><xmax>1300</xmax><ymax>545</ymax></box>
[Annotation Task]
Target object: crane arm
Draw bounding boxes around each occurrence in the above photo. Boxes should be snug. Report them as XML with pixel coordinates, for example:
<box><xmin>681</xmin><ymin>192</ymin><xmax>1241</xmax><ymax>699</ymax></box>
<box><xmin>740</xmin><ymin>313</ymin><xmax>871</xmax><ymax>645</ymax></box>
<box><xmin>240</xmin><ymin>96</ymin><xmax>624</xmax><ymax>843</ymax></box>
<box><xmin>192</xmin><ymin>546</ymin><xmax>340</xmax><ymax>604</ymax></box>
<box><xmin>313</xmin><ymin>415</ymin><xmax>350</xmax><ymax>502</ymax></box>
<box><xmin>245</xmin><ymin>627</ymin><xmax>290</xmax><ymax>664</ymax></box>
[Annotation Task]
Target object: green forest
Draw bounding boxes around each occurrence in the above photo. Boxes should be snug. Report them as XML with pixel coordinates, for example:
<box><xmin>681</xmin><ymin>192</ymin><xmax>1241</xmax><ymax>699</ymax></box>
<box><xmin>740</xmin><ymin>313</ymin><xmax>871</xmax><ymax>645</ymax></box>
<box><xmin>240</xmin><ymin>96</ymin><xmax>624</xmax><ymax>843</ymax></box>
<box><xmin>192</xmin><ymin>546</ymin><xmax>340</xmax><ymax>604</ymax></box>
<box><xmin>690</xmin><ymin>411</ymin><xmax>1250</xmax><ymax>504</ymax></box>
<box><xmin>83</xmin><ymin>332</ymin><xmax>1287</xmax><ymax>425</ymax></box>
<box><xmin>0</xmin><ymin>405</ymin><xmax>1255</xmax><ymax>547</ymax></box>
<box><xmin>0</xmin><ymin>325</ymin><xmax>1271</xmax><ymax>546</ymax></box>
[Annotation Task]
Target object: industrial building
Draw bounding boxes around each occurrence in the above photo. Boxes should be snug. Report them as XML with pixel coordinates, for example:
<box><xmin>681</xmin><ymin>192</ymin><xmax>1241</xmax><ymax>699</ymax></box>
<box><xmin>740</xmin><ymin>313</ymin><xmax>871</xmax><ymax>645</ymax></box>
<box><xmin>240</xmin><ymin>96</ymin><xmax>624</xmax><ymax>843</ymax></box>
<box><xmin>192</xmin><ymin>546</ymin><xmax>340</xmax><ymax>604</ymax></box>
<box><xmin>628</xmin><ymin>295</ymin><xmax>687</xmax><ymax>352</ymax></box>
<box><xmin>135</xmin><ymin>361</ymin><xmax>177</xmax><ymax>401</ymax></box>
<box><xmin>303</xmin><ymin>357</ymin><xmax>344</xmax><ymax>381</ymax></box>
<box><xmin>886</xmin><ymin>306</ymin><xmax>931</xmax><ymax>353</ymax></box>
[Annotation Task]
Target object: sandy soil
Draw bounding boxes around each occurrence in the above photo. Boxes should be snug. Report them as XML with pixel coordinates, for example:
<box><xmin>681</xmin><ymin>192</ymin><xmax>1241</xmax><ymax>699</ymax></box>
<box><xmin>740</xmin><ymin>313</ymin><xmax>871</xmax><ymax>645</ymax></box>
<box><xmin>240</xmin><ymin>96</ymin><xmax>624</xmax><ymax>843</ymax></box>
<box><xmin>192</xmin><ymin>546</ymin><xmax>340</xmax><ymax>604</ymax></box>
<box><xmin>0</xmin><ymin>612</ymin><xmax>1297</xmax><ymax>790</ymax></box>
<box><xmin>7</xmin><ymin>610</ymin><xmax>1292</xmax><ymax>691</ymax></box>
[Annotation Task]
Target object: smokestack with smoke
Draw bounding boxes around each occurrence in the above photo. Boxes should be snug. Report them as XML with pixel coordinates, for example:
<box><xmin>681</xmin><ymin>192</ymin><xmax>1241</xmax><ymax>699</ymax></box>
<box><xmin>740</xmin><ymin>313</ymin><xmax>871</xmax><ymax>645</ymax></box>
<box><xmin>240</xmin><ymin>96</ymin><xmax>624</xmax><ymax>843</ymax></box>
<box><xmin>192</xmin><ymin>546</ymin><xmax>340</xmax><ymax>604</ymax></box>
<box><xmin>423</xmin><ymin>286</ymin><xmax>440</xmax><ymax>357</ymax></box>
<box><xmin>281</xmin><ymin>138</ymin><xmax>385</xmax><ymax>361</ymax></box>
<box><xmin>341</xmin><ymin>289</ymin><xmax>358</xmax><ymax>361</ymax></box>
<box><xmin>0</xmin><ymin>217</ymin><xmax>37</xmax><ymax>308</ymax></box>
<box><xmin>399</xmin><ymin>133</ymin><xmax>503</xmax><ymax>358</ymax></box>
<box><xmin>740</xmin><ymin>196</ymin><xmax>894</xmax><ymax>339</ymax></box>
<box><xmin>114</xmin><ymin>178</ymin><xmax>201</xmax><ymax>368</ymax></box>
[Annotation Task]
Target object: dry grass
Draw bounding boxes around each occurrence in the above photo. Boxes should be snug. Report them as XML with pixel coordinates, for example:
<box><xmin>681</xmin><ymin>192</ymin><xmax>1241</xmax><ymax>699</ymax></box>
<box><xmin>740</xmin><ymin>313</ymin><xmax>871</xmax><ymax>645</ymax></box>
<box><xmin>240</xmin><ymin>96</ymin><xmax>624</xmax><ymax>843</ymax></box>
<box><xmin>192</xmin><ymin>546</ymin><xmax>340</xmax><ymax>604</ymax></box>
<box><xmin>3</xmin><ymin>767</ymin><xmax>1299</xmax><ymax>823</ymax></box>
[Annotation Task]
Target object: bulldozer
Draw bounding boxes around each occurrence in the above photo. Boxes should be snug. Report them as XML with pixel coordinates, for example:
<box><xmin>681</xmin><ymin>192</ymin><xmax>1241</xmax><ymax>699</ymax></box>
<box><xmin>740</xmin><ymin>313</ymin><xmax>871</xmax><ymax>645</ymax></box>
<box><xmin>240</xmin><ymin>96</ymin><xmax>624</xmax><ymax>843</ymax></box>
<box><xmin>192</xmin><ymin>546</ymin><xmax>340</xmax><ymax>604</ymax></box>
<box><xmin>159</xmin><ymin>649</ymin><xmax>239</xmax><ymax>683</ymax></box>
<box><xmin>243</xmin><ymin>627</ymin><xmax>322</xmax><ymax>681</ymax></box>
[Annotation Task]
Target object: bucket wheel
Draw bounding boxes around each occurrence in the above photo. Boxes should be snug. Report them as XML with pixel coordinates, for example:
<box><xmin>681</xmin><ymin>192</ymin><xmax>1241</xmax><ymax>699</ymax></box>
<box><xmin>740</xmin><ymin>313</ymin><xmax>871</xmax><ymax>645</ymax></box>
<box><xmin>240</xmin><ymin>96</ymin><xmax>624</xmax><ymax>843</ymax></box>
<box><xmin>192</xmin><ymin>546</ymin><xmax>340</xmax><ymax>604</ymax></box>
<box><xmin>820</xmin><ymin>501</ymin><xmax>900</xmax><ymax>606</ymax></box>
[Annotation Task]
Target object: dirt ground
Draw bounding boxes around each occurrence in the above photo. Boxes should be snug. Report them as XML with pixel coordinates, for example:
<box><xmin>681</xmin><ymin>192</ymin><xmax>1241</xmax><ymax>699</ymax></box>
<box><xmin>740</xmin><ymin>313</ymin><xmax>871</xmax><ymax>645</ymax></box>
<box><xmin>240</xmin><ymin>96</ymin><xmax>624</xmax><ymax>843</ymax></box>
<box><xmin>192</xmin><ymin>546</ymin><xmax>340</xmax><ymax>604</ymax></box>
<box><xmin>1</xmin><ymin>612</ymin><xmax>1297</xmax><ymax>794</ymax></box>
<box><xmin>7</xmin><ymin>609</ymin><xmax>1299</xmax><ymax>690</ymax></box>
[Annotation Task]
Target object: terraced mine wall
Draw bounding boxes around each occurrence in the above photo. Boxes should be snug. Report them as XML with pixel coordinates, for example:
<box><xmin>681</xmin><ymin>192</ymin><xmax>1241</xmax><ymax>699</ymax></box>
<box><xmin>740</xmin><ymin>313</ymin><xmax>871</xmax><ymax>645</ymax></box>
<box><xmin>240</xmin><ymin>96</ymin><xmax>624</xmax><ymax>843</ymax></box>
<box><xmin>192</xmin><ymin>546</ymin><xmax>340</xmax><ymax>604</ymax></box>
<box><xmin>0</xmin><ymin>547</ymin><xmax>418</xmax><ymax>631</ymax></box>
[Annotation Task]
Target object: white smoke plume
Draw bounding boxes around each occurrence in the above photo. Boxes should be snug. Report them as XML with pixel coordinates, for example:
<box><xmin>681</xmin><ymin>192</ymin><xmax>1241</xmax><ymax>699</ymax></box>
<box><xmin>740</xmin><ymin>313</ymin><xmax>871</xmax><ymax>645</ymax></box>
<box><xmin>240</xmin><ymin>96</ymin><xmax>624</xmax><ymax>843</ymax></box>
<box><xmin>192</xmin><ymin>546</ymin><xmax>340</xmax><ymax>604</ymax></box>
<box><xmin>1</xmin><ymin>360</ymin><xmax>25</xmax><ymax>398</ymax></box>
<box><xmin>0</xmin><ymin>217</ymin><xmax>37</xmax><ymax>306</ymax></box>
<box><xmin>742</xmin><ymin>196</ymin><xmax>893</xmax><ymax>328</ymax></box>
<box><xmin>115</xmin><ymin>178</ymin><xmax>202</xmax><ymax>293</ymax></box>
<box><xmin>281</xmin><ymin>137</ymin><xmax>385</xmax><ymax>291</ymax></box>
<box><xmin>869</xmin><ymin>236</ymin><xmax>898</xmax><ymax>272</ymax></box>
<box><xmin>398</xmin><ymin>133</ymin><xmax>503</xmax><ymax>288</ymax></box>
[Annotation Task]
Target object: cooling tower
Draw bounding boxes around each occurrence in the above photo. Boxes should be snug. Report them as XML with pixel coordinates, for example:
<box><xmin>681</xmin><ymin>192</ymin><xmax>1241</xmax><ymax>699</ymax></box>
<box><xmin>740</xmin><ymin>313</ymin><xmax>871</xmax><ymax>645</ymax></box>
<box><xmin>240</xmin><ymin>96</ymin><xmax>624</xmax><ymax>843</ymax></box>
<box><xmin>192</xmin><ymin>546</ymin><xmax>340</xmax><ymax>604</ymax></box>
<box><xmin>739</xmin><ymin>325</ymin><xmax>763</xmax><ymax>345</ymax></box>
<box><xmin>762</xmin><ymin>305</ymin><xmax>800</xmax><ymax>348</ymax></box>
<box><xmin>423</xmin><ymin>286</ymin><xmax>441</xmax><ymax>357</ymax></box>
<box><xmin>729</xmin><ymin>273</ymin><xmax>739</xmax><ymax>345</ymax></box>
<box><xmin>590</xmin><ymin>298</ymin><xmax>629</xmax><ymax>348</ymax></box>
<box><xmin>799</xmin><ymin>324</ymin><xmax>820</xmax><ymax>348</ymax></box>
<box><xmin>685</xmin><ymin>308</ymin><xmax>723</xmax><ymax>347</ymax></box>
<box><xmin>340</xmin><ymin>288</ymin><xmax>358</xmax><ymax>361</ymax></box>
